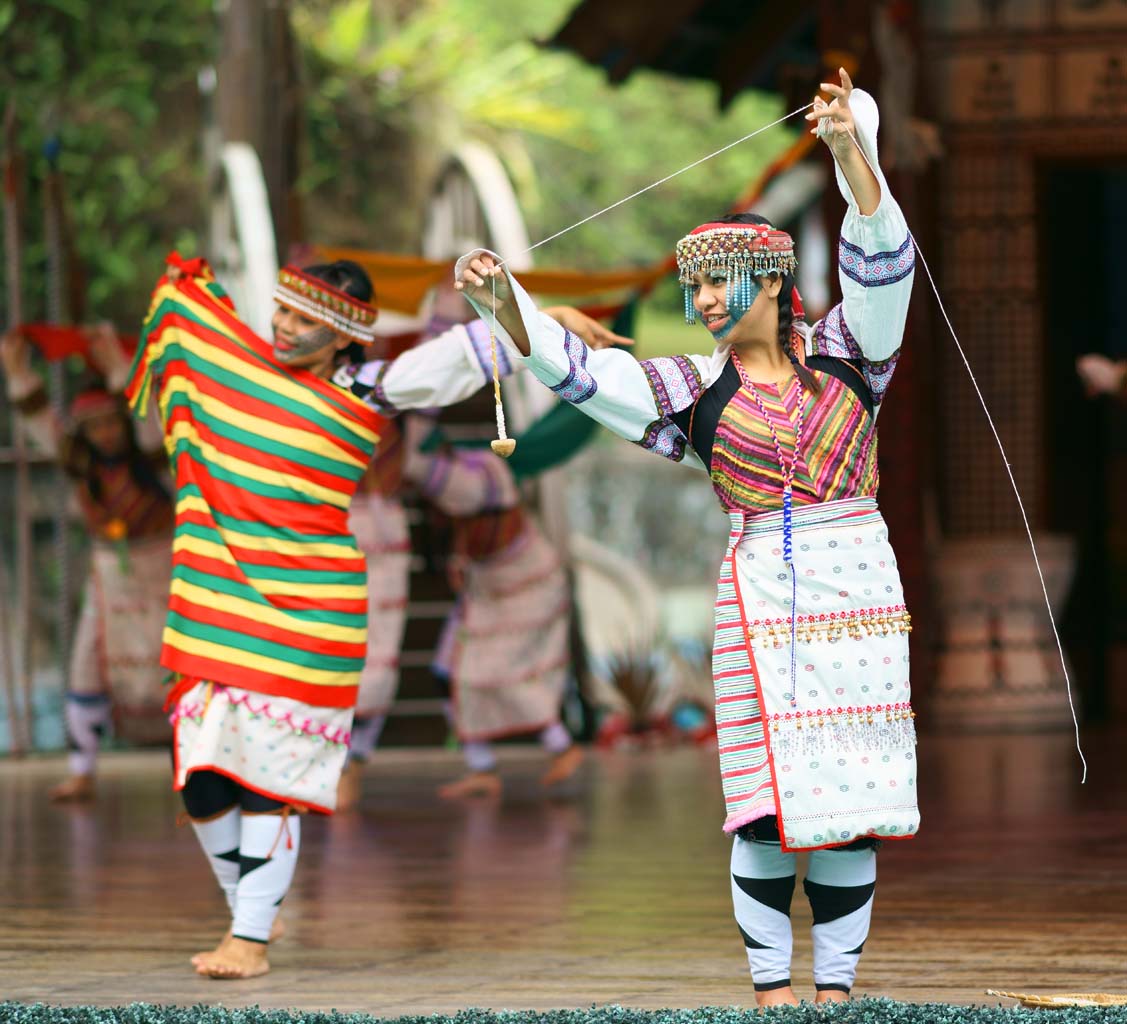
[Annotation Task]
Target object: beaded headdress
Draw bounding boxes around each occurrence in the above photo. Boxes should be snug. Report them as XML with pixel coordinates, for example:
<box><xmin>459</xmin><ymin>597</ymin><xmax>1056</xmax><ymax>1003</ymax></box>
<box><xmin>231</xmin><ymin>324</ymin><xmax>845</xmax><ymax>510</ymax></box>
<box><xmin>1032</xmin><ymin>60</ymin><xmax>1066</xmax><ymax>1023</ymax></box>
<box><xmin>675</xmin><ymin>222</ymin><xmax>798</xmax><ymax>325</ymax></box>
<box><xmin>273</xmin><ymin>265</ymin><xmax>378</xmax><ymax>344</ymax></box>
<box><xmin>69</xmin><ymin>388</ymin><xmax>120</xmax><ymax>426</ymax></box>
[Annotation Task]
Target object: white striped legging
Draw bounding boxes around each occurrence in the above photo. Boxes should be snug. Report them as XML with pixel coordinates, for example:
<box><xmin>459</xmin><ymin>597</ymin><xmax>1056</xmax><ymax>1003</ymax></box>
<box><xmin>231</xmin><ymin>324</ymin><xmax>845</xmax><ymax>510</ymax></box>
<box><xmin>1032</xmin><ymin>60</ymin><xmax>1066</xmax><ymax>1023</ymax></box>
<box><xmin>731</xmin><ymin>834</ymin><xmax>877</xmax><ymax>995</ymax></box>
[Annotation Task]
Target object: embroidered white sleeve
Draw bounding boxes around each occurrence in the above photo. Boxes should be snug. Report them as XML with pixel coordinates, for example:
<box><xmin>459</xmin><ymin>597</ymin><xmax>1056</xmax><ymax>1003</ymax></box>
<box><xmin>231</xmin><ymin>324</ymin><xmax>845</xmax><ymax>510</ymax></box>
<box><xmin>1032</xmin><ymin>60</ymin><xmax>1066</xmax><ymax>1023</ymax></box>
<box><xmin>819</xmin><ymin>88</ymin><xmax>916</xmax><ymax>367</ymax></box>
<box><xmin>453</xmin><ymin>250</ymin><xmax>718</xmax><ymax>470</ymax></box>
<box><xmin>340</xmin><ymin>322</ymin><xmax>515</xmax><ymax>415</ymax></box>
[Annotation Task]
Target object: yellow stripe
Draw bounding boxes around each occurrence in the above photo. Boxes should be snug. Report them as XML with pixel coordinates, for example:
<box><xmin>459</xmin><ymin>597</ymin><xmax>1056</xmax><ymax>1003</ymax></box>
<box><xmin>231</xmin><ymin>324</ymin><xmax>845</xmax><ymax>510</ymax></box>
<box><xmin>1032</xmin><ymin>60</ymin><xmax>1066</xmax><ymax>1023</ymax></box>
<box><xmin>163</xmin><ymin>626</ymin><xmax>357</xmax><ymax>687</ymax></box>
<box><xmin>164</xmin><ymin>417</ymin><xmax>351</xmax><ymax>507</ymax></box>
<box><xmin>170</xmin><ymin>577</ymin><xmax>366</xmax><ymax>644</ymax></box>
<box><xmin>168</xmin><ymin>376</ymin><xmax>360</xmax><ymax>472</ymax></box>
<box><xmin>175</xmin><ymin>495</ymin><xmax>357</xmax><ymax>558</ymax></box>
<box><xmin>146</xmin><ymin>291</ymin><xmax>379</xmax><ymax>447</ymax></box>
<box><xmin>173</xmin><ymin>535</ymin><xmax>366</xmax><ymax>599</ymax></box>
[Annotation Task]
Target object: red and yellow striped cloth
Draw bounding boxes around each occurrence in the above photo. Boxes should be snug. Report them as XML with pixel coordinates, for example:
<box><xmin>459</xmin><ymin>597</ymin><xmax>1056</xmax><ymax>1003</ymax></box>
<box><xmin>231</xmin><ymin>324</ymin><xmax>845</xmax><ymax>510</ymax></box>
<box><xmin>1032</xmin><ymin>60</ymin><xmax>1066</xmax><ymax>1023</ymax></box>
<box><xmin>125</xmin><ymin>254</ymin><xmax>384</xmax><ymax>708</ymax></box>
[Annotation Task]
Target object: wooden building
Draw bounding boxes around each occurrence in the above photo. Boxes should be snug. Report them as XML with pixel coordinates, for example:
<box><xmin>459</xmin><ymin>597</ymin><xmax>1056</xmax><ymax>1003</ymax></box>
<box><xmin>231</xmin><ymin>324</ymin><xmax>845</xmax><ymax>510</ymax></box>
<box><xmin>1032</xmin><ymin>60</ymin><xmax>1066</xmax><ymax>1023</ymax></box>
<box><xmin>549</xmin><ymin>0</ymin><xmax>1127</xmax><ymax>727</ymax></box>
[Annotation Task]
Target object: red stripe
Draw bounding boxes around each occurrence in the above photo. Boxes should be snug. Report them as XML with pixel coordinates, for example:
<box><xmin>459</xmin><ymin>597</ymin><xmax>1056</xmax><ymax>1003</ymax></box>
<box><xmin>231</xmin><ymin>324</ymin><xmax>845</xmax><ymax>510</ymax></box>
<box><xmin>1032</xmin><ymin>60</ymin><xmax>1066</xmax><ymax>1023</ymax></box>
<box><xmin>149</xmin><ymin>294</ymin><xmax>381</xmax><ymax>435</ymax></box>
<box><xmin>173</xmin><ymin>452</ymin><xmax>350</xmax><ymax>533</ymax></box>
<box><xmin>268</xmin><ymin>592</ymin><xmax>367</xmax><ymax>614</ymax></box>
<box><xmin>176</xmin><ymin>508</ymin><xmax>363</xmax><ymax>574</ymax></box>
<box><xmin>718</xmin><ymin>740</ymin><xmax>767</xmax><ymax>754</ymax></box>
<box><xmin>717</xmin><ymin>716</ymin><xmax>760</xmax><ymax>729</ymax></box>
<box><xmin>162</xmin><ymin>647</ymin><xmax>357</xmax><ymax>708</ymax></box>
<box><xmin>173</xmin><ymin>545</ymin><xmax>361</xmax><ymax>589</ymax></box>
<box><xmin>224</xmin><ymin>543</ymin><xmax>366</xmax><ymax>574</ymax></box>
<box><xmin>721</xmin><ymin>766</ymin><xmax>768</xmax><ymax>780</ymax></box>
<box><xmin>168</xmin><ymin>592</ymin><xmax>366</xmax><ymax>660</ymax></box>
<box><xmin>173</xmin><ymin>549</ymin><xmax>367</xmax><ymax>615</ymax></box>
<box><xmin>166</xmin><ymin>404</ymin><xmax>354</xmax><ymax>494</ymax></box>
<box><xmin>158</xmin><ymin>354</ymin><xmax>371</xmax><ymax>466</ymax></box>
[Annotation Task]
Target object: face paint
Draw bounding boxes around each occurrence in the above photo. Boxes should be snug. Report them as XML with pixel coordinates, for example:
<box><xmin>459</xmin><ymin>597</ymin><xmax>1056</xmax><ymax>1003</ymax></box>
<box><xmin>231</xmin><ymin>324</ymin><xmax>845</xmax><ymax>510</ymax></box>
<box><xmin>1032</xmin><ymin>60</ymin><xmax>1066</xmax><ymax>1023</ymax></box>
<box><xmin>725</xmin><ymin>271</ymin><xmax>761</xmax><ymax>334</ymax></box>
<box><xmin>273</xmin><ymin>322</ymin><xmax>338</xmax><ymax>364</ymax></box>
<box><xmin>690</xmin><ymin>269</ymin><xmax>760</xmax><ymax>342</ymax></box>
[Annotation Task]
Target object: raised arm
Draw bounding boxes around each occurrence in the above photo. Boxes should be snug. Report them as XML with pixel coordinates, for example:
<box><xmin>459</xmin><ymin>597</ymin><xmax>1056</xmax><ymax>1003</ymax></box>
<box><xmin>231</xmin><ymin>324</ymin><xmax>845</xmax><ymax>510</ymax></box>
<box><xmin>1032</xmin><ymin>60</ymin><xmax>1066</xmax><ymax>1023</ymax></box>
<box><xmin>454</xmin><ymin>251</ymin><xmax>720</xmax><ymax>469</ymax></box>
<box><xmin>1</xmin><ymin>331</ymin><xmax>60</xmax><ymax>455</ymax></box>
<box><xmin>806</xmin><ymin>75</ymin><xmax>916</xmax><ymax>411</ymax></box>
<box><xmin>86</xmin><ymin>324</ymin><xmax>165</xmax><ymax>453</ymax></box>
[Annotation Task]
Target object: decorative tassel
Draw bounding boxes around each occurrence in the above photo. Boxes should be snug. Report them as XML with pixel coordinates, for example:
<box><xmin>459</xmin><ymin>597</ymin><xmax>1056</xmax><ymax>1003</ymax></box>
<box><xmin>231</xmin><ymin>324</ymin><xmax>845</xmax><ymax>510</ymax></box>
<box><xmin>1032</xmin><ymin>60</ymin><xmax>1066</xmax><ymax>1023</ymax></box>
<box><xmin>488</xmin><ymin>273</ymin><xmax>516</xmax><ymax>458</ymax></box>
<box><xmin>769</xmin><ymin>706</ymin><xmax>917</xmax><ymax>760</ymax></box>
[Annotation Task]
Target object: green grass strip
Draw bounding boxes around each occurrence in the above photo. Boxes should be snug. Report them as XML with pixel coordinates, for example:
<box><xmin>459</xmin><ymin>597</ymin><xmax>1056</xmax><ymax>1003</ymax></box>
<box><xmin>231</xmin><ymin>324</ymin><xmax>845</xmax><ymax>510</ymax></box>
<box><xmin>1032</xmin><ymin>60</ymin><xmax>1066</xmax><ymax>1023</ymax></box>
<box><xmin>3</xmin><ymin>1001</ymin><xmax>1127</xmax><ymax>1023</ymax></box>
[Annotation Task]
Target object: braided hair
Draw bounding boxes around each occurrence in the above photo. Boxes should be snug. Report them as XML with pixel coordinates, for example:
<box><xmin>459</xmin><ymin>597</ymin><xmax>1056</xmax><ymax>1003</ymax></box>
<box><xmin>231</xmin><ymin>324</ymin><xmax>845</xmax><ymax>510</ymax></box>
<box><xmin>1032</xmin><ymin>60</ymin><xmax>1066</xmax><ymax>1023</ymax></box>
<box><xmin>713</xmin><ymin>212</ymin><xmax>820</xmax><ymax>396</ymax></box>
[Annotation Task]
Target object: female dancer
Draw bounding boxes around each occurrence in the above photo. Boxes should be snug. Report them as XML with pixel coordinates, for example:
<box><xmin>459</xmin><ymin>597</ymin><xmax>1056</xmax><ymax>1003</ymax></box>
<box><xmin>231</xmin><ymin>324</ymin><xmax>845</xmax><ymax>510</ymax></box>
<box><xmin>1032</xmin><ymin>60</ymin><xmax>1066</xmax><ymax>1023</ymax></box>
<box><xmin>403</xmin><ymin>414</ymin><xmax>584</xmax><ymax>800</ymax></box>
<box><xmin>131</xmin><ymin>254</ymin><xmax>616</xmax><ymax>978</ymax></box>
<box><xmin>456</xmin><ymin>73</ymin><xmax>916</xmax><ymax>1005</ymax></box>
<box><xmin>1</xmin><ymin>324</ymin><xmax>173</xmax><ymax>801</ymax></box>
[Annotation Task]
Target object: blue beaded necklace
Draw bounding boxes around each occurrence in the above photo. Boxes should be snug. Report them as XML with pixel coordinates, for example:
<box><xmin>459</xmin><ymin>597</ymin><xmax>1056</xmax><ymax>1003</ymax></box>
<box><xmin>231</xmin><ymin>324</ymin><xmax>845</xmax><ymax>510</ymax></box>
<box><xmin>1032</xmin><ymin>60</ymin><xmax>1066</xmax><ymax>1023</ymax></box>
<box><xmin>732</xmin><ymin>346</ymin><xmax>808</xmax><ymax>708</ymax></box>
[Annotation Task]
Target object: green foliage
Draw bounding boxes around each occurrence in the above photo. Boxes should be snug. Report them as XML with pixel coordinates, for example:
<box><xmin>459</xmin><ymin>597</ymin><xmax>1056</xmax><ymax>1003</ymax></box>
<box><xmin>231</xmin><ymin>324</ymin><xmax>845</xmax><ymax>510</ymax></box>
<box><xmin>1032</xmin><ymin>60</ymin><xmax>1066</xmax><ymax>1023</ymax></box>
<box><xmin>296</xmin><ymin>0</ymin><xmax>797</xmax><ymax>309</ymax></box>
<box><xmin>0</xmin><ymin>0</ymin><xmax>214</xmax><ymax>325</ymax></box>
<box><xmin>0</xmin><ymin>0</ymin><xmax>800</xmax><ymax>329</ymax></box>
<box><xmin>3</xmin><ymin>1002</ymin><xmax>1127</xmax><ymax>1024</ymax></box>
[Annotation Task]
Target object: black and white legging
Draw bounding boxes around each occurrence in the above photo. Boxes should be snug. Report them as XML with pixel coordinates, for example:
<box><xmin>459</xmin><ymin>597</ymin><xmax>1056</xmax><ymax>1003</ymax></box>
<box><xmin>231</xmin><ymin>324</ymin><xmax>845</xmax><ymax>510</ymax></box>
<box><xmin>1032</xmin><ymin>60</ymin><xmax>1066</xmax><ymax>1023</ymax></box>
<box><xmin>732</xmin><ymin>818</ymin><xmax>877</xmax><ymax>995</ymax></box>
<box><xmin>181</xmin><ymin>770</ymin><xmax>299</xmax><ymax>944</ymax></box>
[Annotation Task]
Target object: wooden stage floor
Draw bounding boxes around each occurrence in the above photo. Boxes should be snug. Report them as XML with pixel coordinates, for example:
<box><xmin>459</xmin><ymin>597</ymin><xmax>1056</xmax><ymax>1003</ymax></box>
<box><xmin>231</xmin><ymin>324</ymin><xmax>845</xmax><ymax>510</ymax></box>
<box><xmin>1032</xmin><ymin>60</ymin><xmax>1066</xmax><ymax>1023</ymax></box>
<box><xmin>2</xmin><ymin>731</ymin><xmax>1126</xmax><ymax>1014</ymax></box>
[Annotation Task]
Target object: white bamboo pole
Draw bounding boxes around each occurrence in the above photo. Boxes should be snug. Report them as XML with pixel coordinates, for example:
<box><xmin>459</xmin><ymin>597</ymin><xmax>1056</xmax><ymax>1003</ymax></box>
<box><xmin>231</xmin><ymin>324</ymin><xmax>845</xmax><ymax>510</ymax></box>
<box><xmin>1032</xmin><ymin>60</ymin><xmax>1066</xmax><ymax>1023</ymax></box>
<box><xmin>2</xmin><ymin>102</ymin><xmax>30</xmax><ymax>754</ymax></box>
<box><xmin>43</xmin><ymin>140</ymin><xmax>72</xmax><ymax>697</ymax></box>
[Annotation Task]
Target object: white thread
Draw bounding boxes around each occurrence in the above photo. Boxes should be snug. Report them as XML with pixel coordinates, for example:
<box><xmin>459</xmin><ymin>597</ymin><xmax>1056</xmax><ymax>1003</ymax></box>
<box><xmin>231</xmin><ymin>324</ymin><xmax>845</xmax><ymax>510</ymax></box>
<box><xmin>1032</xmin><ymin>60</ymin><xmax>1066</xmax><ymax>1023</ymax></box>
<box><xmin>842</xmin><ymin>127</ymin><xmax>1087</xmax><ymax>783</ymax></box>
<box><xmin>490</xmin><ymin>273</ymin><xmax>508</xmax><ymax>440</ymax></box>
<box><xmin>497</xmin><ymin>102</ymin><xmax>815</xmax><ymax>267</ymax></box>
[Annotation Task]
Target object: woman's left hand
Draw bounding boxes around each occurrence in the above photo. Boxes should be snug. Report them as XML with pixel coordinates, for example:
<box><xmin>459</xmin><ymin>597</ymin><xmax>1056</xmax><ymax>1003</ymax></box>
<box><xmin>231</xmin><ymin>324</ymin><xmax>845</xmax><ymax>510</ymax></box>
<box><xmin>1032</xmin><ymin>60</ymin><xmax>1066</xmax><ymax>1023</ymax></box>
<box><xmin>1077</xmin><ymin>353</ymin><xmax>1127</xmax><ymax>397</ymax></box>
<box><xmin>805</xmin><ymin>68</ymin><xmax>859</xmax><ymax>162</ymax></box>
<box><xmin>543</xmin><ymin>306</ymin><xmax>634</xmax><ymax>351</ymax></box>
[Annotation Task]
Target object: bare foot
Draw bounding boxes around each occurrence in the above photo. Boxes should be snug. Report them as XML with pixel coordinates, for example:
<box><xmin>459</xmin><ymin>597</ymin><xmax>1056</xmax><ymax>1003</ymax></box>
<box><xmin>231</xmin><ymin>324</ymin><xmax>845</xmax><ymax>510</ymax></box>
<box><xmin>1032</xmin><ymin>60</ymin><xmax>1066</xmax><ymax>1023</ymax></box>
<box><xmin>540</xmin><ymin>744</ymin><xmax>584</xmax><ymax>787</ymax></box>
<box><xmin>196</xmin><ymin>936</ymin><xmax>270</xmax><ymax>979</ymax></box>
<box><xmin>49</xmin><ymin>774</ymin><xmax>95</xmax><ymax>803</ymax></box>
<box><xmin>335</xmin><ymin>759</ymin><xmax>363</xmax><ymax>811</ymax></box>
<box><xmin>190</xmin><ymin>917</ymin><xmax>284</xmax><ymax>968</ymax></box>
<box><xmin>437</xmin><ymin>771</ymin><xmax>502</xmax><ymax>800</ymax></box>
<box><xmin>755</xmin><ymin>986</ymin><xmax>800</xmax><ymax>1008</ymax></box>
<box><xmin>814</xmin><ymin>990</ymin><xmax>850</xmax><ymax>1005</ymax></box>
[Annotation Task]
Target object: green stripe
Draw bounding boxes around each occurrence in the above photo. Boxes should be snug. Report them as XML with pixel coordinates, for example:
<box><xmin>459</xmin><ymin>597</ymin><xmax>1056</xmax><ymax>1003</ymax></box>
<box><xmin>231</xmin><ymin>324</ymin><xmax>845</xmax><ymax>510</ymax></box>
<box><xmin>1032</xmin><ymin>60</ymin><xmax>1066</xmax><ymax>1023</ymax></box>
<box><xmin>169</xmin><ymin>440</ymin><xmax>332</xmax><ymax>505</ymax></box>
<box><xmin>175</xmin><ymin>484</ymin><xmax>357</xmax><ymax>546</ymax></box>
<box><xmin>153</xmin><ymin>340</ymin><xmax>363</xmax><ymax>451</ymax></box>
<box><xmin>172</xmin><ymin>563</ymin><xmax>368</xmax><ymax>628</ymax></box>
<box><xmin>163</xmin><ymin>389</ymin><xmax>361</xmax><ymax>480</ymax></box>
<box><xmin>146</xmin><ymin>295</ymin><xmax>375</xmax><ymax>440</ymax></box>
<box><xmin>176</xmin><ymin>522</ymin><xmax>363</xmax><ymax>585</ymax></box>
<box><xmin>166</xmin><ymin>609</ymin><xmax>363</xmax><ymax>672</ymax></box>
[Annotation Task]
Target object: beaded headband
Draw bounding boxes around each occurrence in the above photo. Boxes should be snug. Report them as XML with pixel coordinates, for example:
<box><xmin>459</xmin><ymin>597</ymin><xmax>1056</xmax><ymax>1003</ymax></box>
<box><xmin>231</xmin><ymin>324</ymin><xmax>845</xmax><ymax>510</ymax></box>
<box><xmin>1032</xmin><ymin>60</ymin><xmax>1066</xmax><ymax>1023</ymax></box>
<box><xmin>70</xmin><ymin>389</ymin><xmax>120</xmax><ymax>425</ymax></box>
<box><xmin>675</xmin><ymin>222</ymin><xmax>798</xmax><ymax>284</ymax></box>
<box><xmin>273</xmin><ymin>265</ymin><xmax>378</xmax><ymax>344</ymax></box>
<box><xmin>676</xmin><ymin>222</ymin><xmax>798</xmax><ymax>326</ymax></box>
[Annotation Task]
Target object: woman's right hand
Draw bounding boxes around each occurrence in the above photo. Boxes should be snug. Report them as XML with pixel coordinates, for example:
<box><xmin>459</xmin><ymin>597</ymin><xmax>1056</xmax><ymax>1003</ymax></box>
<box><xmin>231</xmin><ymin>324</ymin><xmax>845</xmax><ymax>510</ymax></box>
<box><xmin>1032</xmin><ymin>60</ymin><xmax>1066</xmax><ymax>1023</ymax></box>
<box><xmin>455</xmin><ymin>252</ymin><xmax>531</xmax><ymax>356</ymax></box>
<box><xmin>0</xmin><ymin>330</ymin><xmax>32</xmax><ymax>381</ymax></box>
<box><xmin>455</xmin><ymin>253</ymin><xmax>513</xmax><ymax>308</ymax></box>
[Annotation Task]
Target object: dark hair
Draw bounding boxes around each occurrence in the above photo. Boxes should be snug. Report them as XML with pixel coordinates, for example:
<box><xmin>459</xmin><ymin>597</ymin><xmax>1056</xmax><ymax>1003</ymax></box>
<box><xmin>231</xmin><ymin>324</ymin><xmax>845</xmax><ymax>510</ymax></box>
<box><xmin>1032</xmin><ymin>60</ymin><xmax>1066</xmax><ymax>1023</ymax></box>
<box><xmin>60</xmin><ymin>379</ymin><xmax>169</xmax><ymax>505</ymax></box>
<box><xmin>713</xmin><ymin>212</ymin><xmax>820</xmax><ymax>396</ymax></box>
<box><xmin>300</xmin><ymin>259</ymin><xmax>376</xmax><ymax>366</ymax></box>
